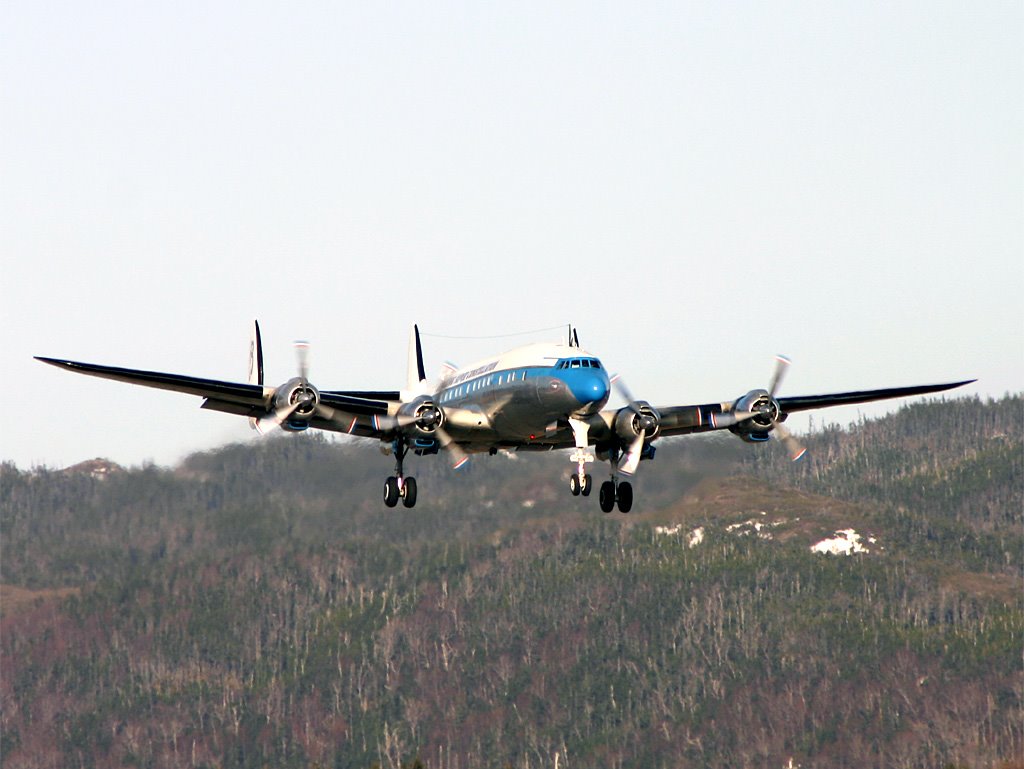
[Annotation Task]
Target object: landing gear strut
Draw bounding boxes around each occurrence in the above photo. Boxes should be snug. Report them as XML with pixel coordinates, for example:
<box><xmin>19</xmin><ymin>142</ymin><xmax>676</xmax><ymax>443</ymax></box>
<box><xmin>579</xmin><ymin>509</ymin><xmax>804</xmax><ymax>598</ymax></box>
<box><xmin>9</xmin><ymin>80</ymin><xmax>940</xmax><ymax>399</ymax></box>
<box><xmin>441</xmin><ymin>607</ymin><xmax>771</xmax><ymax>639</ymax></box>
<box><xmin>383</xmin><ymin>438</ymin><xmax>418</xmax><ymax>509</ymax></box>
<box><xmin>598</xmin><ymin>446</ymin><xmax>633</xmax><ymax>514</ymax></box>
<box><xmin>567</xmin><ymin>417</ymin><xmax>595</xmax><ymax>499</ymax></box>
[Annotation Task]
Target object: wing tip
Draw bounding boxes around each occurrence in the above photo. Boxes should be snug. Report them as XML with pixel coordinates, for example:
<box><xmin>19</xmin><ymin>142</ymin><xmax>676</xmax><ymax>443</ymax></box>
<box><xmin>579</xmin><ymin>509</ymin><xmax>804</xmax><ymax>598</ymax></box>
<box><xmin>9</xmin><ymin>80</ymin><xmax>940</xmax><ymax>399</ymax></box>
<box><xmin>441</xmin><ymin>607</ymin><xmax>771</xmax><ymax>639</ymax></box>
<box><xmin>35</xmin><ymin>356</ymin><xmax>72</xmax><ymax>368</ymax></box>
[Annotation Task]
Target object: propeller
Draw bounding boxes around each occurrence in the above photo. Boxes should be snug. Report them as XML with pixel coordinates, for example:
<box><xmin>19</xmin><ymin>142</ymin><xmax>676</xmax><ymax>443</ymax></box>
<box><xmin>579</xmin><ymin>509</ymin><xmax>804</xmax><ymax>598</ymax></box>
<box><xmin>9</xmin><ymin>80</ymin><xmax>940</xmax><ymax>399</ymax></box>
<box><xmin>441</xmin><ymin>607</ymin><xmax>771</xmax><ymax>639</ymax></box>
<box><xmin>255</xmin><ymin>341</ymin><xmax>321</xmax><ymax>434</ymax></box>
<box><xmin>760</xmin><ymin>355</ymin><xmax>807</xmax><ymax>462</ymax></box>
<box><xmin>610</xmin><ymin>374</ymin><xmax>659</xmax><ymax>476</ymax></box>
<box><xmin>372</xmin><ymin>407</ymin><xmax>468</xmax><ymax>470</ymax></box>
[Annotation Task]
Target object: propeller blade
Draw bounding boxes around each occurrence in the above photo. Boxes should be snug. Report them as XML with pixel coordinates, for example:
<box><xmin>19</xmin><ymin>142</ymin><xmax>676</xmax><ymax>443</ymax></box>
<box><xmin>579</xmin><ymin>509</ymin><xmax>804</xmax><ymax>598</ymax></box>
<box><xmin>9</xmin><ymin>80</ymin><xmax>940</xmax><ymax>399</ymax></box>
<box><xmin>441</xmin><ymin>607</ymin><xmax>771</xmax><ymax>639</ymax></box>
<box><xmin>768</xmin><ymin>355</ymin><xmax>791</xmax><ymax>399</ymax></box>
<box><xmin>371</xmin><ymin>413</ymin><xmax>419</xmax><ymax>432</ymax></box>
<box><xmin>765</xmin><ymin>355</ymin><xmax>807</xmax><ymax>460</ymax></box>
<box><xmin>256</xmin><ymin>400</ymin><xmax>301</xmax><ymax>434</ymax></box>
<box><xmin>709</xmin><ymin>410</ymin><xmax>756</xmax><ymax>429</ymax></box>
<box><xmin>610</xmin><ymin>373</ymin><xmax>643</xmax><ymax>415</ymax></box>
<box><xmin>772</xmin><ymin>420</ymin><xmax>807</xmax><ymax>462</ymax></box>
<box><xmin>436</xmin><ymin>426</ymin><xmax>469</xmax><ymax>470</ymax></box>
<box><xmin>295</xmin><ymin>341</ymin><xmax>311</xmax><ymax>382</ymax></box>
<box><xmin>619</xmin><ymin>430</ymin><xmax>646</xmax><ymax>476</ymax></box>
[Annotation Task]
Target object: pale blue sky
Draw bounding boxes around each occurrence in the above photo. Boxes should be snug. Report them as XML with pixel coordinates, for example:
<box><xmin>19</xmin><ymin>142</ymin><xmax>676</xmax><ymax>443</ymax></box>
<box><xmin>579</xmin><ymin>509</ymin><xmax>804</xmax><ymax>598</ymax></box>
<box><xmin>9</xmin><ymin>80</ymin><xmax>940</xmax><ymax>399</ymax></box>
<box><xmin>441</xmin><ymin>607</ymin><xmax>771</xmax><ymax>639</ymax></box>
<box><xmin>3</xmin><ymin>1</ymin><xmax>1021</xmax><ymax>469</ymax></box>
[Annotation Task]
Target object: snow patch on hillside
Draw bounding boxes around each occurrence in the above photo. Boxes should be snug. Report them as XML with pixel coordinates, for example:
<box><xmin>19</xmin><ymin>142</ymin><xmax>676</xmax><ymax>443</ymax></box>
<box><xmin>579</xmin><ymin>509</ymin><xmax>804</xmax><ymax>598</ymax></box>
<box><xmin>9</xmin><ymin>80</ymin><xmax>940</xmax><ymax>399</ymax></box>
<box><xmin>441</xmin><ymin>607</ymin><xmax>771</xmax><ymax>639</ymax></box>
<box><xmin>726</xmin><ymin>512</ymin><xmax>787</xmax><ymax>540</ymax></box>
<box><xmin>811</xmin><ymin>529</ymin><xmax>876</xmax><ymax>555</ymax></box>
<box><xmin>653</xmin><ymin>524</ymin><xmax>705</xmax><ymax>548</ymax></box>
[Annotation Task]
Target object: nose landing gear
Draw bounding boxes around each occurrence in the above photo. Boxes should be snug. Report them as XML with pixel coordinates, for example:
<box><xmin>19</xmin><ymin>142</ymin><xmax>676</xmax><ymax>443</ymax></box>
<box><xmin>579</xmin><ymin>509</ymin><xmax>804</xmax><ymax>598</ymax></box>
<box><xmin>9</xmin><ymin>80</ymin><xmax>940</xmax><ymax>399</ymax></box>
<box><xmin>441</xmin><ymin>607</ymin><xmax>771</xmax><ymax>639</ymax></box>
<box><xmin>567</xmin><ymin>417</ymin><xmax>596</xmax><ymax>499</ymax></box>
<box><xmin>569</xmin><ymin>472</ymin><xmax>593</xmax><ymax>496</ymax></box>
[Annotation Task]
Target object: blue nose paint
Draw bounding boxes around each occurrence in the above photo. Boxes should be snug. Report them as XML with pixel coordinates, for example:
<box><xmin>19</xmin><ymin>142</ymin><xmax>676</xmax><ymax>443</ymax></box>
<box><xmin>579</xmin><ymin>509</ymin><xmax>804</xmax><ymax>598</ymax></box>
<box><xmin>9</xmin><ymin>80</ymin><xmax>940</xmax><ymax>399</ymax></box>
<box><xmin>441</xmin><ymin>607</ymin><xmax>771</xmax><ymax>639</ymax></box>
<box><xmin>564</xmin><ymin>370</ymin><xmax>610</xmax><ymax>405</ymax></box>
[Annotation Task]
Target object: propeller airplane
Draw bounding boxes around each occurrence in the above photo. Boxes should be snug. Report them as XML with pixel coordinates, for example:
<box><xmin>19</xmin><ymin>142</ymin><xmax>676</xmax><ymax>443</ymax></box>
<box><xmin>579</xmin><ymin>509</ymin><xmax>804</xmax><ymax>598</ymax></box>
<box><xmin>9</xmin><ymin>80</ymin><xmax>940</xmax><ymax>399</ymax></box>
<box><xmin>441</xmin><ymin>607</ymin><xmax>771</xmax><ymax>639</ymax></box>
<box><xmin>37</xmin><ymin>323</ymin><xmax>973</xmax><ymax>513</ymax></box>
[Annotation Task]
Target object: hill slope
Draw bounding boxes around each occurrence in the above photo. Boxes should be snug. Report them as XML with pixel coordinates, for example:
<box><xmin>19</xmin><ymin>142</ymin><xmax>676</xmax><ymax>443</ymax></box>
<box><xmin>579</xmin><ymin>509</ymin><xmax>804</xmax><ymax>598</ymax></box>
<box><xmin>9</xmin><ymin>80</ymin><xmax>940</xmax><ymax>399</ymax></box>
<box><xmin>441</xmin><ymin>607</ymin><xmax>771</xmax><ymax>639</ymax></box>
<box><xmin>1</xmin><ymin>394</ymin><xmax>1020</xmax><ymax>768</ymax></box>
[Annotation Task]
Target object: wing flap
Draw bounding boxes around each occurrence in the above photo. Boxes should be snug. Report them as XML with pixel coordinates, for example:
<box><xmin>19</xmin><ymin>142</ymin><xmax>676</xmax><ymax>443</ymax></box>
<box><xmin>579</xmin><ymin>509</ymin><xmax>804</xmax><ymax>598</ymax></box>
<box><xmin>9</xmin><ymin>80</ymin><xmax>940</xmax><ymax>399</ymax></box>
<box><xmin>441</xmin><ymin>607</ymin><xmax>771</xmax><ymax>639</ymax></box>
<box><xmin>318</xmin><ymin>391</ymin><xmax>395</xmax><ymax>416</ymax></box>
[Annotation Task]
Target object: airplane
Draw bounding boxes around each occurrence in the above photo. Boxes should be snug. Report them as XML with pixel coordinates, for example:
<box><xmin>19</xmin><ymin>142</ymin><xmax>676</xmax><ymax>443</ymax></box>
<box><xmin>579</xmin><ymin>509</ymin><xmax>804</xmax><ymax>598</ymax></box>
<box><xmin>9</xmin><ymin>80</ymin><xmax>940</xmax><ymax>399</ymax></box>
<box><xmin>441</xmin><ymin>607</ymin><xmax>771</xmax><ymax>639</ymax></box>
<box><xmin>36</xmin><ymin>323</ymin><xmax>973</xmax><ymax>513</ymax></box>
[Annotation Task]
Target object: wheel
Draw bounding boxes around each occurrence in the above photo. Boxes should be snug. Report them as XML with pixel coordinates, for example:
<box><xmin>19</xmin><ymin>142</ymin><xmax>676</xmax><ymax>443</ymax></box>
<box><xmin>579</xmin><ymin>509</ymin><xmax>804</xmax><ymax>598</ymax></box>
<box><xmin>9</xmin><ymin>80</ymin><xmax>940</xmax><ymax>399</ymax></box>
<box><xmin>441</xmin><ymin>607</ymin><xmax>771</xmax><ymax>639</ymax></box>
<box><xmin>383</xmin><ymin>476</ymin><xmax>400</xmax><ymax>508</ymax></box>
<box><xmin>581</xmin><ymin>474</ymin><xmax>593</xmax><ymax>496</ymax></box>
<box><xmin>599</xmin><ymin>481</ymin><xmax>616</xmax><ymax>513</ymax></box>
<box><xmin>569</xmin><ymin>473</ymin><xmax>581</xmax><ymax>496</ymax></box>
<box><xmin>401</xmin><ymin>476</ymin><xmax>417</xmax><ymax>508</ymax></box>
<box><xmin>616</xmin><ymin>481</ymin><xmax>633</xmax><ymax>514</ymax></box>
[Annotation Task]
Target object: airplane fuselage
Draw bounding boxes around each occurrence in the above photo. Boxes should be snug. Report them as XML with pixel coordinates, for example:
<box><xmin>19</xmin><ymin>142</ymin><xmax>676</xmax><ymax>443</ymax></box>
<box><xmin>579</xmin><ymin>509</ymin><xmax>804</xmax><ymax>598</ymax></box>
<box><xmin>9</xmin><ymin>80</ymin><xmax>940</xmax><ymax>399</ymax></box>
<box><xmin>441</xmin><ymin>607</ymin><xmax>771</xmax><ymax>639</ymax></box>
<box><xmin>435</xmin><ymin>343</ymin><xmax>610</xmax><ymax>442</ymax></box>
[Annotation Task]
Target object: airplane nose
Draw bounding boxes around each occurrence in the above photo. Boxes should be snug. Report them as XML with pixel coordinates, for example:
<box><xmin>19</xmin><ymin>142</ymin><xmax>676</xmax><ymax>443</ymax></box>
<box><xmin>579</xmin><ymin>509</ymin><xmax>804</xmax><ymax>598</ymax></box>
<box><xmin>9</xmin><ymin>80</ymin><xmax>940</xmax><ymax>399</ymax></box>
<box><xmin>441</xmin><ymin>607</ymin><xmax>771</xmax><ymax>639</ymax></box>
<box><xmin>568</xmin><ymin>372</ymin><xmax>609</xmax><ymax>406</ymax></box>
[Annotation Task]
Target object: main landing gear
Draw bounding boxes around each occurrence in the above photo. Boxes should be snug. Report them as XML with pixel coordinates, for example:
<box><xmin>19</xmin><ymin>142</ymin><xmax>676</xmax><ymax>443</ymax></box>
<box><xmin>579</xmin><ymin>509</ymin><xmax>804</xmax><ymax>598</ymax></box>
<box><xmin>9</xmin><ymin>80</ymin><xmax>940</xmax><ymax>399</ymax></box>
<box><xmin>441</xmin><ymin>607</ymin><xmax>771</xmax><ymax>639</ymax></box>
<box><xmin>597</xmin><ymin>446</ymin><xmax>633</xmax><ymax>514</ymax></box>
<box><xmin>598</xmin><ymin>479</ymin><xmax>632</xmax><ymax>514</ymax></box>
<box><xmin>383</xmin><ymin>438</ymin><xmax>418</xmax><ymax>509</ymax></box>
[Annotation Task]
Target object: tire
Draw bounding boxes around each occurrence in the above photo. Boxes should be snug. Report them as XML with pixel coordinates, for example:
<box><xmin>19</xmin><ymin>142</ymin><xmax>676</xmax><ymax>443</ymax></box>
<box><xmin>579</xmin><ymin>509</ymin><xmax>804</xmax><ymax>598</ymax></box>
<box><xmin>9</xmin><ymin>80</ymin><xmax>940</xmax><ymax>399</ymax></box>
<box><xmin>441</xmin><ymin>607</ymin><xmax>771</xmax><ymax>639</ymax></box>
<box><xmin>569</xmin><ymin>473</ymin><xmax>581</xmax><ymax>496</ymax></box>
<box><xmin>401</xmin><ymin>476</ymin><xmax>417</xmax><ymax>508</ymax></box>
<box><xmin>383</xmin><ymin>476</ymin><xmax>400</xmax><ymax>508</ymax></box>
<box><xmin>581</xmin><ymin>474</ymin><xmax>593</xmax><ymax>496</ymax></box>
<box><xmin>616</xmin><ymin>481</ymin><xmax>633</xmax><ymax>514</ymax></box>
<box><xmin>599</xmin><ymin>481</ymin><xmax>616</xmax><ymax>513</ymax></box>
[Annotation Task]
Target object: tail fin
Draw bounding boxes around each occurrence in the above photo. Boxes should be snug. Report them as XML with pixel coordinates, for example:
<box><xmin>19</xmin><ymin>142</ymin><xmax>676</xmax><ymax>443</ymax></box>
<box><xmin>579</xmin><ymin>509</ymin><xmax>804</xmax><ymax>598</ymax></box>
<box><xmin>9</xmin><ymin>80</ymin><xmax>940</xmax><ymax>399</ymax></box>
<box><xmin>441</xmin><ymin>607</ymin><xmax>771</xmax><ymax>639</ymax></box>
<box><xmin>248</xmin><ymin>320</ymin><xmax>264</xmax><ymax>431</ymax></box>
<box><xmin>248</xmin><ymin>320</ymin><xmax>264</xmax><ymax>385</ymax></box>
<box><xmin>406</xmin><ymin>324</ymin><xmax>426</xmax><ymax>391</ymax></box>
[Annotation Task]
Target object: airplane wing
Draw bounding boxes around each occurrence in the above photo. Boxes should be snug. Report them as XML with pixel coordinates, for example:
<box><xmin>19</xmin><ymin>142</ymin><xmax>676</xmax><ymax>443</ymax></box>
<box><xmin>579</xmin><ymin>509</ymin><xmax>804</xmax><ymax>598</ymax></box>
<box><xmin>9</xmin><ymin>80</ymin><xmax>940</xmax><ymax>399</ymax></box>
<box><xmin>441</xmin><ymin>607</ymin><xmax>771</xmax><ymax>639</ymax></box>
<box><xmin>652</xmin><ymin>379</ymin><xmax>976</xmax><ymax>438</ymax></box>
<box><xmin>34</xmin><ymin>357</ymin><xmax>398</xmax><ymax>436</ymax></box>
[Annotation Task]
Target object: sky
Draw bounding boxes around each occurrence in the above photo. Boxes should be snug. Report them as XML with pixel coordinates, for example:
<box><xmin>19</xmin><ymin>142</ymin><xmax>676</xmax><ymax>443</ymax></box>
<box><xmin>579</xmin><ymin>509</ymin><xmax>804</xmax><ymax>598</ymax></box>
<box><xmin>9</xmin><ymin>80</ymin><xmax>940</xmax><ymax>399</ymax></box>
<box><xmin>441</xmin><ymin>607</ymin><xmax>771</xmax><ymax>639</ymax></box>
<box><xmin>2</xmin><ymin>1</ymin><xmax>1021</xmax><ymax>470</ymax></box>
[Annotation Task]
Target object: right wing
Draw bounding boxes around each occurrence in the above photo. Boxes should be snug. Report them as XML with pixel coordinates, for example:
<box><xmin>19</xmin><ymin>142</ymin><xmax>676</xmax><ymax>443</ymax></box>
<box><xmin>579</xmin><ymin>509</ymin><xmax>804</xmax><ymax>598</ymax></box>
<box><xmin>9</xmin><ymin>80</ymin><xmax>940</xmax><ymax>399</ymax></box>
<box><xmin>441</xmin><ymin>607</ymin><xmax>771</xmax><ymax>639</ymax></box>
<box><xmin>35</xmin><ymin>357</ymin><xmax>399</xmax><ymax>438</ymax></box>
<box><xmin>650</xmin><ymin>379</ymin><xmax>976</xmax><ymax>438</ymax></box>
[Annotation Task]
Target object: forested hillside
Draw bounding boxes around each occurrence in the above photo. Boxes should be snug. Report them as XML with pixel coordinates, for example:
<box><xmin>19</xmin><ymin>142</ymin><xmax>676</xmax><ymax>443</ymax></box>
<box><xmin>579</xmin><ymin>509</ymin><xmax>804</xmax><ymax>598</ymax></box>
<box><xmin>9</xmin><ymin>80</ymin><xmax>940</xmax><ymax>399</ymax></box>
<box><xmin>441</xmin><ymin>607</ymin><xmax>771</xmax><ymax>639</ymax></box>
<box><xmin>2</xmin><ymin>395</ymin><xmax>1021</xmax><ymax>769</ymax></box>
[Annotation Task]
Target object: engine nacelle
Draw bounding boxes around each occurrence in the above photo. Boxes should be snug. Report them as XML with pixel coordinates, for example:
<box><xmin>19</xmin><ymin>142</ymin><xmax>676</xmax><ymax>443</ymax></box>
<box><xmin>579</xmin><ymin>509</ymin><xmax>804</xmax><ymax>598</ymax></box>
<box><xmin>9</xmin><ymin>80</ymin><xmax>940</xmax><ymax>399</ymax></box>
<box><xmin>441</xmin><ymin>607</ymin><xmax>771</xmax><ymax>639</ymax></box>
<box><xmin>272</xmin><ymin>377</ymin><xmax>321</xmax><ymax>431</ymax></box>
<box><xmin>613</xmin><ymin>401</ymin><xmax>661</xmax><ymax>442</ymax></box>
<box><xmin>727</xmin><ymin>388</ymin><xmax>780</xmax><ymax>443</ymax></box>
<box><xmin>397</xmin><ymin>396</ymin><xmax>444</xmax><ymax>437</ymax></box>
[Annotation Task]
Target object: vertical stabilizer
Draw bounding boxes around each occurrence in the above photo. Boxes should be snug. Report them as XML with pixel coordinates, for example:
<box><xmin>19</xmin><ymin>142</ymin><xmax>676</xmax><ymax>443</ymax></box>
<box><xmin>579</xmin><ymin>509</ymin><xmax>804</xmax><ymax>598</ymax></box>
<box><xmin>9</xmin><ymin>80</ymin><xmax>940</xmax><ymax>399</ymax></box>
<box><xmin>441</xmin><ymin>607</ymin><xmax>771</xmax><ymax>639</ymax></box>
<box><xmin>406</xmin><ymin>324</ymin><xmax>427</xmax><ymax>392</ymax></box>
<box><xmin>248</xmin><ymin>320</ymin><xmax>264</xmax><ymax>432</ymax></box>
<box><xmin>248</xmin><ymin>320</ymin><xmax>264</xmax><ymax>385</ymax></box>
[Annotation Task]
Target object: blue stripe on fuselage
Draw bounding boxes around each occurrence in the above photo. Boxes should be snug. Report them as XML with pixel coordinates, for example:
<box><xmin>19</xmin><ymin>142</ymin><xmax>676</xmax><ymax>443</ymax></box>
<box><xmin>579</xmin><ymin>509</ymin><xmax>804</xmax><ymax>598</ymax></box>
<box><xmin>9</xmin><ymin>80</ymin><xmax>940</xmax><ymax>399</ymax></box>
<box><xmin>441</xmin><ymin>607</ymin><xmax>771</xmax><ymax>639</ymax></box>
<box><xmin>437</xmin><ymin>361</ymin><xmax>609</xmax><ymax>413</ymax></box>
